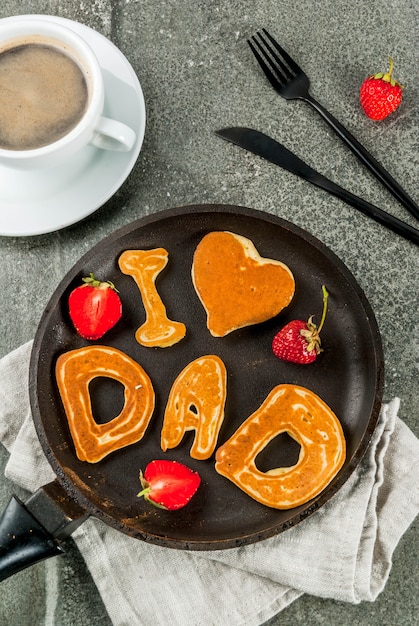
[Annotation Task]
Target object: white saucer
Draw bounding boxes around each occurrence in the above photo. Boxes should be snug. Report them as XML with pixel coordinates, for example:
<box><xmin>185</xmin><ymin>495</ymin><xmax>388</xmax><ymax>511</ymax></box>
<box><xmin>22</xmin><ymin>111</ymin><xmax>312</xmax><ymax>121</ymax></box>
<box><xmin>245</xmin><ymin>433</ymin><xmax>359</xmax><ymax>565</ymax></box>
<box><xmin>0</xmin><ymin>15</ymin><xmax>146</xmax><ymax>237</ymax></box>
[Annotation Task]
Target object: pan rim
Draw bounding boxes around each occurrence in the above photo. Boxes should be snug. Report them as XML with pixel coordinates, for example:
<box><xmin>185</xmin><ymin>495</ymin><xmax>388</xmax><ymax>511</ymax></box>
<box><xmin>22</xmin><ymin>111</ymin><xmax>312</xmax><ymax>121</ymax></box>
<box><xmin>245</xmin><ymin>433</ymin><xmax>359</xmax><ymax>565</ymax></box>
<box><xmin>29</xmin><ymin>204</ymin><xmax>384</xmax><ymax>550</ymax></box>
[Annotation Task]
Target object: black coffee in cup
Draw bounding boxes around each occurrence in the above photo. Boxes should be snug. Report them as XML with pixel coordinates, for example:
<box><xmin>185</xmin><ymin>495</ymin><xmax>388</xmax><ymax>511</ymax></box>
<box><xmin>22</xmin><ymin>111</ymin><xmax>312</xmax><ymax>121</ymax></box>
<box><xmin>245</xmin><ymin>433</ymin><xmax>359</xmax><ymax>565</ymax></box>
<box><xmin>0</xmin><ymin>41</ymin><xmax>88</xmax><ymax>150</ymax></box>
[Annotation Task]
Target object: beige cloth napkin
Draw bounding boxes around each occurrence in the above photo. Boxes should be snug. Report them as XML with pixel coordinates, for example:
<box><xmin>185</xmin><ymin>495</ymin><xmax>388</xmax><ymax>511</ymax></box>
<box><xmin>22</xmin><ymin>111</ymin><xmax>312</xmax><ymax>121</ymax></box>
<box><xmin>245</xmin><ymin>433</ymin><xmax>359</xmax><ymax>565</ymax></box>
<box><xmin>1</xmin><ymin>341</ymin><xmax>418</xmax><ymax>626</ymax></box>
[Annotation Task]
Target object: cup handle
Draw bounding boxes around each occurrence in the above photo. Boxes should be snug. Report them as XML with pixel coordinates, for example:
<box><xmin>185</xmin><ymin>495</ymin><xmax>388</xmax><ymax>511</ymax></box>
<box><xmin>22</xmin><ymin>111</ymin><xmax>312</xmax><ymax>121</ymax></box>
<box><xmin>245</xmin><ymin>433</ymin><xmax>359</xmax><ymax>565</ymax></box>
<box><xmin>90</xmin><ymin>116</ymin><xmax>136</xmax><ymax>152</ymax></box>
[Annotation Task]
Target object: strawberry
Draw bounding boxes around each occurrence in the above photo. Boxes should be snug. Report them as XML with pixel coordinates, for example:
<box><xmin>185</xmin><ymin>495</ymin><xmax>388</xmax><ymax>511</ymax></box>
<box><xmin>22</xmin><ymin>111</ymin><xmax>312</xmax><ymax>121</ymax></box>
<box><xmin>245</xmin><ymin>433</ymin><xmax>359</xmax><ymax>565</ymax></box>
<box><xmin>68</xmin><ymin>273</ymin><xmax>122</xmax><ymax>340</ymax></box>
<box><xmin>272</xmin><ymin>285</ymin><xmax>329</xmax><ymax>364</ymax></box>
<box><xmin>360</xmin><ymin>57</ymin><xmax>403</xmax><ymax>120</ymax></box>
<box><xmin>137</xmin><ymin>460</ymin><xmax>201</xmax><ymax>511</ymax></box>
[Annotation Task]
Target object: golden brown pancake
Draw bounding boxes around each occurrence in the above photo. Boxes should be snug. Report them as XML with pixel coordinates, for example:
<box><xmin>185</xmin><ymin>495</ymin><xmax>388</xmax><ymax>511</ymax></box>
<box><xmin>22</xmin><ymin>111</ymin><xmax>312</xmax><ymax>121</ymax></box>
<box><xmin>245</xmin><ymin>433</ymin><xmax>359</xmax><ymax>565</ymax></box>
<box><xmin>55</xmin><ymin>345</ymin><xmax>155</xmax><ymax>463</ymax></box>
<box><xmin>191</xmin><ymin>231</ymin><xmax>295</xmax><ymax>337</ymax></box>
<box><xmin>118</xmin><ymin>248</ymin><xmax>186</xmax><ymax>347</ymax></box>
<box><xmin>215</xmin><ymin>384</ymin><xmax>346</xmax><ymax>509</ymax></box>
<box><xmin>161</xmin><ymin>355</ymin><xmax>227</xmax><ymax>460</ymax></box>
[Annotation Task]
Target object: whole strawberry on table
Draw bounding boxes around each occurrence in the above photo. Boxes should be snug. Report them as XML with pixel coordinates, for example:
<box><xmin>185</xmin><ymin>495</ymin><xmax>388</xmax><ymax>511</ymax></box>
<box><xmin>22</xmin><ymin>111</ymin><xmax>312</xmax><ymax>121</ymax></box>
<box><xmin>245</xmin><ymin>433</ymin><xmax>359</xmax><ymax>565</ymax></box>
<box><xmin>359</xmin><ymin>57</ymin><xmax>403</xmax><ymax>120</ymax></box>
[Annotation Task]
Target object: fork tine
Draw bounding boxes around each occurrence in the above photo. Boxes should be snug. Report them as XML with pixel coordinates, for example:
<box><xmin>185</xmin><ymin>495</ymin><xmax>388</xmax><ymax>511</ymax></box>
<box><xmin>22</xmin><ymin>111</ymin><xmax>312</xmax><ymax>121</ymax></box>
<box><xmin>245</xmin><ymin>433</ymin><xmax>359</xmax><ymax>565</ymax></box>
<box><xmin>261</xmin><ymin>29</ymin><xmax>301</xmax><ymax>75</ymax></box>
<box><xmin>253</xmin><ymin>31</ymin><xmax>294</xmax><ymax>82</ymax></box>
<box><xmin>247</xmin><ymin>38</ymin><xmax>286</xmax><ymax>90</ymax></box>
<box><xmin>248</xmin><ymin>29</ymin><xmax>303</xmax><ymax>94</ymax></box>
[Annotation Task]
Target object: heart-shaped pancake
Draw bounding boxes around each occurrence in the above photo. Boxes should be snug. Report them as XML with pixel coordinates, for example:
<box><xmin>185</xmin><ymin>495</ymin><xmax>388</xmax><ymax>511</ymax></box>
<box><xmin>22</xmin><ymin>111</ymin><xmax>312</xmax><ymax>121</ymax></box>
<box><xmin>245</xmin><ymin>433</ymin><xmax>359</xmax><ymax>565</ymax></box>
<box><xmin>192</xmin><ymin>231</ymin><xmax>295</xmax><ymax>337</ymax></box>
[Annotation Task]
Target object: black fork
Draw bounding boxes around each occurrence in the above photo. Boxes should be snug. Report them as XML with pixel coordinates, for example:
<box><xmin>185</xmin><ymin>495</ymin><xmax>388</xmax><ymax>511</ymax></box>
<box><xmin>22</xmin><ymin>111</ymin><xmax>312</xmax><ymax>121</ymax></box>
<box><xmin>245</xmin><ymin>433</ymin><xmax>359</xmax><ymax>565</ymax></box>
<box><xmin>248</xmin><ymin>29</ymin><xmax>419</xmax><ymax>222</ymax></box>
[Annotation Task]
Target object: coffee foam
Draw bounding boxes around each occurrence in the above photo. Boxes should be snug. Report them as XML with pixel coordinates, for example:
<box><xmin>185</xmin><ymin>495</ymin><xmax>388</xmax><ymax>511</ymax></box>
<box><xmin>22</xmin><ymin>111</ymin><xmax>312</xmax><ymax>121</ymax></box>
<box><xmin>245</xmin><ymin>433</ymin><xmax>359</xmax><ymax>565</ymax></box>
<box><xmin>0</xmin><ymin>36</ymin><xmax>90</xmax><ymax>151</ymax></box>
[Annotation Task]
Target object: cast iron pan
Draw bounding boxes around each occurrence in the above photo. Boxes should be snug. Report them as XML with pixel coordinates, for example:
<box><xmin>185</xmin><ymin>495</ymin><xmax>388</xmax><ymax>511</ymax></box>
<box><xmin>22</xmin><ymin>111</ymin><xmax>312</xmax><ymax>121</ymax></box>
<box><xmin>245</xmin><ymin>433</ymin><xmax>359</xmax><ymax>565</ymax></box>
<box><xmin>1</xmin><ymin>205</ymin><xmax>384</xmax><ymax>576</ymax></box>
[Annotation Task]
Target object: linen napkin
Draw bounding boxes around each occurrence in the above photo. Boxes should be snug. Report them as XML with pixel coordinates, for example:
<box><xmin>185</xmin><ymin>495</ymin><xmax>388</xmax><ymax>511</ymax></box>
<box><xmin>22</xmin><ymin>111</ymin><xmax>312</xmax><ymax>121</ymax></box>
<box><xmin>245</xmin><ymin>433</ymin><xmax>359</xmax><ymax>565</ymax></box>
<box><xmin>0</xmin><ymin>342</ymin><xmax>418</xmax><ymax>626</ymax></box>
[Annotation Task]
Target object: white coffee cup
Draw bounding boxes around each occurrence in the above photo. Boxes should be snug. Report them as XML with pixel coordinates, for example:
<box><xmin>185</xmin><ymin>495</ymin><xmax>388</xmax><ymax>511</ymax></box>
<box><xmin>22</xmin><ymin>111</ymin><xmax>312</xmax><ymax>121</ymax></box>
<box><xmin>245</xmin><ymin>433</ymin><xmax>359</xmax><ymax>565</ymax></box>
<box><xmin>0</xmin><ymin>16</ymin><xmax>136</xmax><ymax>169</ymax></box>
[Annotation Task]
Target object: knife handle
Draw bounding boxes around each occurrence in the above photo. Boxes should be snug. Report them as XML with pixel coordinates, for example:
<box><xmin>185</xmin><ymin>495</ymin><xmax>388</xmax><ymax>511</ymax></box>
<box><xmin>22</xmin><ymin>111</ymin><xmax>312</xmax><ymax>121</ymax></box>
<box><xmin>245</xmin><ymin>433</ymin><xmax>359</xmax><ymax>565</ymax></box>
<box><xmin>304</xmin><ymin>94</ymin><xmax>419</xmax><ymax>222</ymax></box>
<box><xmin>310</xmin><ymin>169</ymin><xmax>419</xmax><ymax>246</ymax></box>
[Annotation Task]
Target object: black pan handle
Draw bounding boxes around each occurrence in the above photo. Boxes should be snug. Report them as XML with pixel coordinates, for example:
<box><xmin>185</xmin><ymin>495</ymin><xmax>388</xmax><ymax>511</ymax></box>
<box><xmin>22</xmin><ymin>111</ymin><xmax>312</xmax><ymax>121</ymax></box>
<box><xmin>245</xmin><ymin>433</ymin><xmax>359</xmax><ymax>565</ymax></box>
<box><xmin>0</xmin><ymin>481</ymin><xmax>88</xmax><ymax>581</ymax></box>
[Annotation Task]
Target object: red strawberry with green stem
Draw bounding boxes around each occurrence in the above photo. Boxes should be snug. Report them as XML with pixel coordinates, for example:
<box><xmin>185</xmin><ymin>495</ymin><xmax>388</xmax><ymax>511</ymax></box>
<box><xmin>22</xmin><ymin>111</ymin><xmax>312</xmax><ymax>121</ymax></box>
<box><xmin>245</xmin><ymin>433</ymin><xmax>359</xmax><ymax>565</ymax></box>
<box><xmin>137</xmin><ymin>460</ymin><xmax>201</xmax><ymax>511</ymax></box>
<box><xmin>68</xmin><ymin>273</ymin><xmax>122</xmax><ymax>340</ymax></box>
<box><xmin>272</xmin><ymin>285</ymin><xmax>329</xmax><ymax>364</ymax></box>
<box><xmin>360</xmin><ymin>57</ymin><xmax>403</xmax><ymax>121</ymax></box>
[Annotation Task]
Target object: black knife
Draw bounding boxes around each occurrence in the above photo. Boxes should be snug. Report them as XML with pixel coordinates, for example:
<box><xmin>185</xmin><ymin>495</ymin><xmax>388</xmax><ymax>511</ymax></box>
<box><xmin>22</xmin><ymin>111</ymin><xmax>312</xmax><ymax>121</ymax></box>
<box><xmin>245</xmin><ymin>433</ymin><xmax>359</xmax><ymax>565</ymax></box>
<box><xmin>215</xmin><ymin>127</ymin><xmax>419</xmax><ymax>246</ymax></box>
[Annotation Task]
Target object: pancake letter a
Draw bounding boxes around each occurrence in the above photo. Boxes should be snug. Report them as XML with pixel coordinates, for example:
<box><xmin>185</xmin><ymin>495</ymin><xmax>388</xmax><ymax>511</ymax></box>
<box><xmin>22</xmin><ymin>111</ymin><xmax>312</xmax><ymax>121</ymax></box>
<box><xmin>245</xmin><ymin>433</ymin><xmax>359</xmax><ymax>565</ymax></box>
<box><xmin>161</xmin><ymin>355</ymin><xmax>227</xmax><ymax>460</ymax></box>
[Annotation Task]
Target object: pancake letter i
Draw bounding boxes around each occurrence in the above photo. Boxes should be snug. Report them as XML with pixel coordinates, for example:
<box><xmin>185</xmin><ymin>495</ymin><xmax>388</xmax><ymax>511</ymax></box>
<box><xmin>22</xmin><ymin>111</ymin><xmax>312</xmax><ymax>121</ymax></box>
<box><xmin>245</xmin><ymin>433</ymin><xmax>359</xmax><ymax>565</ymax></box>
<box><xmin>118</xmin><ymin>248</ymin><xmax>186</xmax><ymax>348</ymax></box>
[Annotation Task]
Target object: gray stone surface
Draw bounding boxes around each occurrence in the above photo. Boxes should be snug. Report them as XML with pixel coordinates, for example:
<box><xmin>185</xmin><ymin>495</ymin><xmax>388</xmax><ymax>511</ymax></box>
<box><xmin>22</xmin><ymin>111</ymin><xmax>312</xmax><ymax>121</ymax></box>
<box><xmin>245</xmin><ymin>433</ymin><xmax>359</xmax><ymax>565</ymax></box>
<box><xmin>0</xmin><ymin>0</ymin><xmax>417</xmax><ymax>624</ymax></box>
